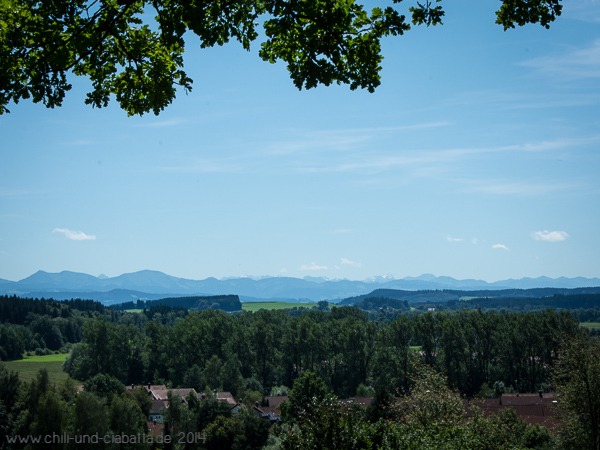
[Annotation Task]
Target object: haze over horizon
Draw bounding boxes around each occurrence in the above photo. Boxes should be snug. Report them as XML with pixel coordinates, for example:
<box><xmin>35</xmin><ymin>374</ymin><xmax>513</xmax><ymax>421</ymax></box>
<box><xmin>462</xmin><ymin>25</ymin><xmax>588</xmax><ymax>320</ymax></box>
<box><xmin>3</xmin><ymin>268</ymin><xmax>600</xmax><ymax>287</ymax></box>
<box><xmin>1</xmin><ymin>1</ymin><xmax>599</xmax><ymax>283</ymax></box>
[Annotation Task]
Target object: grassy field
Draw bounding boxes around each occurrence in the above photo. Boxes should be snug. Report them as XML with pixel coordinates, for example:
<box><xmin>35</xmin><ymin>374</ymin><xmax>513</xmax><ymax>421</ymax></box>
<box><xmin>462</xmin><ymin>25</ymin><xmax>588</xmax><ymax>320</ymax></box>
<box><xmin>3</xmin><ymin>353</ymin><xmax>70</xmax><ymax>384</ymax></box>
<box><xmin>242</xmin><ymin>301</ymin><xmax>316</xmax><ymax>312</ymax></box>
<box><xmin>580</xmin><ymin>322</ymin><xmax>600</xmax><ymax>330</ymax></box>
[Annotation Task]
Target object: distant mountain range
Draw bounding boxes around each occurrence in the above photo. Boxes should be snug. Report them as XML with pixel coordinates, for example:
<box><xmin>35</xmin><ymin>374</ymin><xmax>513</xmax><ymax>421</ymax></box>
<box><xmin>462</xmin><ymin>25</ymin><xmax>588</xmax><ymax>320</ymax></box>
<box><xmin>1</xmin><ymin>270</ymin><xmax>599</xmax><ymax>305</ymax></box>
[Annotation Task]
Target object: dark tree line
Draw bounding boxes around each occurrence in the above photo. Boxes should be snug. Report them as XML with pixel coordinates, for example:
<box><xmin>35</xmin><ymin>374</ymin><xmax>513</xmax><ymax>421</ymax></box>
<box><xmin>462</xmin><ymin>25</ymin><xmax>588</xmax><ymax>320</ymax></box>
<box><xmin>1</xmin><ymin>295</ymin><xmax>599</xmax><ymax>449</ymax></box>
<box><xmin>0</xmin><ymin>296</ymin><xmax>105</xmax><ymax>360</ymax></box>
<box><xmin>446</xmin><ymin>294</ymin><xmax>600</xmax><ymax>311</ymax></box>
<box><xmin>64</xmin><ymin>307</ymin><xmax>582</xmax><ymax>399</ymax></box>
<box><xmin>0</xmin><ymin>295</ymin><xmax>588</xmax><ymax>398</ymax></box>
<box><xmin>0</xmin><ymin>295</ymin><xmax>103</xmax><ymax>325</ymax></box>
<box><xmin>110</xmin><ymin>295</ymin><xmax>242</xmax><ymax>312</ymax></box>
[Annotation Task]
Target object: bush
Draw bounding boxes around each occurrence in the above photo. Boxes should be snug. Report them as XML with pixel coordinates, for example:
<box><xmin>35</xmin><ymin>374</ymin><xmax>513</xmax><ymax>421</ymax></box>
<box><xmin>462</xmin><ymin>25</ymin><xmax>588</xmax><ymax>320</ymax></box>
<box><xmin>270</xmin><ymin>385</ymin><xmax>290</xmax><ymax>396</ymax></box>
<box><xmin>523</xmin><ymin>424</ymin><xmax>553</xmax><ymax>449</ymax></box>
<box><xmin>356</xmin><ymin>383</ymin><xmax>375</xmax><ymax>397</ymax></box>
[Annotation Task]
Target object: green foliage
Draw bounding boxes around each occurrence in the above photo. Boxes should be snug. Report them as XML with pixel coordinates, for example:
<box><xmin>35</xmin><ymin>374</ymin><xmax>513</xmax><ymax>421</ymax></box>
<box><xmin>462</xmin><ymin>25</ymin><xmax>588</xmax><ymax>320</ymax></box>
<box><xmin>29</xmin><ymin>391</ymin><xmax>66</xmax><ymax>450</ymax></box>
<box><xmin>523</xmin><ymin>423</ymin><xmax>553</xmax><ymax>449</ymax></box>
<box><xmin>69</xmin><ymin>391</ymin><xmax>111</xmax><ymax>446</ymax></box>
<box><xmin>281</xmin><ymin>395</ymin><xmax>384</xmax><ymax>450</ymax></box>
<box><xmin>83</xmin><ymin>373</ymin><xmax>125</xmax><ymax>399</ymax></box>
<box><xmin>281</xmin><ymin>370</ymin><xmax>330</xmax><ymax>422</ymax></box>
<box><xmin>0</xmin><ymin>323</ymin><xmax>32</xmax><ymax>360</ymax></box>
<box><xmin>204</xmin><ymin>409</ymin><xmax>270</xmax><ymax>450</ymax></box>
<box><xmin>118</xmin><ymin>294</ymin><xmax>243</xmax><ymax>312</ymax></box>
<box><xmin>0</xmin><ymin>0</ymin><xmax>564</xmax><ymax>115</ymax></box>
<box><xmin>260</xmin><ymin>0</ymin><xmax>410</xmax><ymax>94</ymax></box>
<box><xmin>186</xmin><ymin>390</ymin><xmax>232</xmax><ymax>431</ymax></box>
<box><xmin>0</xmin><ymin>294</ymin><xmax>89</xmax><ymax>361</ymax></box>
<box><xmin>64</xmin><ymin>320</ymin><xmax>146</xmax><ymax>383</ymax></box>
<box><xmin>241</xmin><ymin>302</ymin><xmax>315</xmax><ymax>312</ymax></box>
<box><xmin>270</xmin><ymin>385</ymin><xmax>290</xmax><ymax>396</ymax></box>
<box><xmin>279</xmin><ymin>363</ymin><xmax>549</xmax><ymax>450</ymax></box>
<box><xmin>1</xmin><ymin>295</ymin><xmax>592</xmax><ymax>449</ymax></box>
<box><xmin>356</xmin><ymin>383</ymin><xmax>376</xmax><ymax>397</ymax></box>
<box><xmin>409</xmin><ymin>0</ymin><xmax>444</xmax><ymax>26</ymax></box>
<box><xmin>109</xmin><ymin>394</ymin><xmax>147</xmax><ymax>443</ymax></box>
<box><xmin>553</xmin><ymin>335</ymin><xmax>600</xmax><ymax>450</ymax></box>
<box><xmin>237</xmin><ymin>377</ymin><xmax>264</xmax><ymax>405</ymax></box>
<box><xmin>0</xmin><ymin>363</ymin><xmax>20</xmax><ymax>422</ymax></box>
<box><xmin>496</xmin><ymin>0</ymin><xmax>562</xmax><ymax>30</ymax></box>
<box><xmin>161</xmin><ymin>392</ymin><xmax>269</xmax><ymax>450</ymax></box>
<box><xmin>391</xmin><ymin>363</ymin><xmax>465</xmax><ymax>427</ymax></box>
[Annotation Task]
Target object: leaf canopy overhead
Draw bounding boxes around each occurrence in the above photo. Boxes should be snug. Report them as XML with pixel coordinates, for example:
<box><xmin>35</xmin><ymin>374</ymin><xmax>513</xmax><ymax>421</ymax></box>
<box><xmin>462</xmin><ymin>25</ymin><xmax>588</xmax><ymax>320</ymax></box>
<box><xmin>0</xmin><ymin>0</ymin><xmax>563</xmax><ymax>115</ymax></box>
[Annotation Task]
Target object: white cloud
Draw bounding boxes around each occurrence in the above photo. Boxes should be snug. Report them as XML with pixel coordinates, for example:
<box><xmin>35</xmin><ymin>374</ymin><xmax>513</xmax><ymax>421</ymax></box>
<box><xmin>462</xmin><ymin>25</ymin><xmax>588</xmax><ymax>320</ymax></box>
<box><xmin>53</xmin><ymin>228</ymin><xmax>96</xmax><ymax>241</ymax></box>
<box><xmin>446</xmin><ymin>235</ymin><xmax>464</xmax><ymax>243</ymax></box>
<box><xmin>492</xmin><ymin>243</ymin><xmax>510</xmax><ymax>251</ymax></box>
<box><xmin>300</xmin><ymin>262</ymin><xmax>328</xmax><ymax>271</ymax></box>
<box><xmin>531</xmin><ymin>230</ymin><xmax>569</xmax><ymax>242</ymax></box>
<box><xmin>340</xmin><ymin>257</ymin><xmax>362</xmax><ymax>267</ymax></box>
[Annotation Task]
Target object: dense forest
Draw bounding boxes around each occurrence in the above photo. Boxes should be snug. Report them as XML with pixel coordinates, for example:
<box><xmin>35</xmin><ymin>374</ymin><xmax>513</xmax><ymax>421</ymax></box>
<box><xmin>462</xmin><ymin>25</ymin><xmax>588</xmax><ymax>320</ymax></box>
<box><xmin>110</xmin><ymin>295</ymin><xmax>242</xmax><ymax>312</ymax></box>
<box><xmin>0</xmin><ymin>295</ymin><xmax>599</xmax><ymax>449</ymax></box>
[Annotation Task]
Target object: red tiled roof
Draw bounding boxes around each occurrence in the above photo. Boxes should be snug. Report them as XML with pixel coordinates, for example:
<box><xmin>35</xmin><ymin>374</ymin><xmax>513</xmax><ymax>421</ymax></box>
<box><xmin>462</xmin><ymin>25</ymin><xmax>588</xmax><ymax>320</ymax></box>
<box><xmin>466</xmin><ymin>393</ymin><xmax>561</xmax><ymax>431</ymax></box>
<box><xmin>215</xmin><ymin>391</ymin><xmax>237</xmax><ymax>407</ymax></box>
<box><xmin>147</xmin><ymin>421</ymin><xmax>164</xmax><ymax>436</ymax></box>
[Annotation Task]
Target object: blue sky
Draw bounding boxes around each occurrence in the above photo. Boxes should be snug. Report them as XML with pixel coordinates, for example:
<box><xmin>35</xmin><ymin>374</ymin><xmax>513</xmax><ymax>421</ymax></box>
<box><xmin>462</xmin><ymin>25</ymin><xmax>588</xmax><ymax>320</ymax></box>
<box><xmin>1</xmin><ymin>1</ymin><xmax>600</xmax><ymax>282</ymax></box>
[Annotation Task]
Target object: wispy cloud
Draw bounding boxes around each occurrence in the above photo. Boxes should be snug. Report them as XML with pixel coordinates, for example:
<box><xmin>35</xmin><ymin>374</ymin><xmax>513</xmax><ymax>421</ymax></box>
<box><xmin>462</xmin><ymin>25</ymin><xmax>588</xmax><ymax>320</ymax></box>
<box><xmin>531</xmin><ymin>230</ymin><xmax>569</xmax><ymax>242</ymax></box>
<box><xmin>514</xmin><ymin>136</ymin><xmax>600</xmax><ymax>152</ymax></box>
<box><xmin>0</xmin><ymin>187</ymin><xmax>43</xmax><ymax>198</ymax></box>
<box><xmin>265</xmin><ymin>122</ymin><xmax>451</xmax><ymax>156</ymax></box>
<box><xmin>293</xmin><ymin>134</ymin><xmax>594</xmax><ymax>176</ymax></box>
<box><xmin>446</xmin><ymin>235</ymin><xmax>484</xmax><ymax>245</ymax></box>
<box><xmin>459</xmin><ymin>179</ymin><xmax>575</xmax><ymax>196</ymax></box>
<box><xmin>520</xmin><ymin>40</ymin><xmax>600</xmax><ymax>80</ymax></box>
<box><xmin>53</xmin><ymin>228</ymin><xmax>96</xmax><ymax>241</ymax></box>
<box><xmin>340</xmin><ymin>257</ymin><xmax>362</xmax><ymax>268</ymax></box>
<box><xmin>300</xmin><ymin>262</ymin><xmax>328</xmax><ymax>271</ymax></box>
<box><xmin>564</xmin><ymin>0</ymin><xmax>600</xmax><ymax>23</ymax></box>
<box><xmin>492</xmin><ymin>243</ymin><xmax>510</xmax><ymax>251</ymax></box>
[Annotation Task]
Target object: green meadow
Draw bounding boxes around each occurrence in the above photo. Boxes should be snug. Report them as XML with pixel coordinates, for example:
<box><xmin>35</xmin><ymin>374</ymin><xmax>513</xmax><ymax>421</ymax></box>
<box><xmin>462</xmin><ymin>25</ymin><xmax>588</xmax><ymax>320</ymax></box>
<box><xmin>3</xmin><ymin>353</ymin><xmax>70</xmax><ymax>384</ymax></box>
<box><xmin>242</xmin><ymin>301</ymin><xmax>316</xmax><ymax>312</ymax></box>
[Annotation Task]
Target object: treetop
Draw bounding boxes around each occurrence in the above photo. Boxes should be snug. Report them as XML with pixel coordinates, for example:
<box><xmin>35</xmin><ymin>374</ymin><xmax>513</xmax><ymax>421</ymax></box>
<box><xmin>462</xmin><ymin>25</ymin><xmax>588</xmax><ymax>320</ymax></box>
<box><xmin>0</xmin><ymin>0</ymin><xmax>563</xmax><ymax>115</ymax></box>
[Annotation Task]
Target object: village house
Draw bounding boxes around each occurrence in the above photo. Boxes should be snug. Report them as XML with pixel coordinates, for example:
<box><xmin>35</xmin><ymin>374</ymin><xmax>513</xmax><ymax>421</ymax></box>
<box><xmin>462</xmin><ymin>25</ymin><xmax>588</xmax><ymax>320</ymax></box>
<box><xmin>127</xmin><ymin>384</ymin><xmax>239</xmax><ymax>424</ymax></box>
<box><xmin>252</xmin><ymin>395</ymin><xmax>287</xmax><ymax>423</ymax></box>
<box><xmin>466</xmin><ymin>392</ymin><xmax>560</xmax><ymax>430</ymax></box>
<box><xmin>252</xmin><ymin>395</ymin><xmax>374</xmax><ymax>424</ymax></box>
